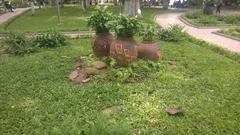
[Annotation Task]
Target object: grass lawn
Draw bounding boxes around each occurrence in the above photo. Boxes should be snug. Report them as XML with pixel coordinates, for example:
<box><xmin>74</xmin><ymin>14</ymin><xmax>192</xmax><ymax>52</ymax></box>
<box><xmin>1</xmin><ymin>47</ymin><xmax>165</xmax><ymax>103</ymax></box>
<box><xmin>0</xmin><ymin>6</ymin><xmax>95</xmax><ymax>32</ymax></box>
<box><xmin>1</xmin><ymin>37</ymin><xmax>240</xmax><ymax>134</ymax></box>
<box><xmin>0</xmin><ymin>6</ymin><xmax>171</xmax><ymax>33</ymax></box>
<box><xmin>182</xmin><ymin>10</ymin><xmax>240</xmax><ymax>27</ymax></box>
<box><xmin>220</xmin><ymin>28</ymin><xmax>240</xmax><ymax>38</ymax></box>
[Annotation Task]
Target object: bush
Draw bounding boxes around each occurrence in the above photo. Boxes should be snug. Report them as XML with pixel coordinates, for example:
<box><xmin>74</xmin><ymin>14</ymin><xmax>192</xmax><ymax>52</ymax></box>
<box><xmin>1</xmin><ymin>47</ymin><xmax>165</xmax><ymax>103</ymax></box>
<box><xmin>99</xmin><ymin>59</ymin><xmax>161</xmax><ymax>83</ymax></box>
<box><xmin>108</xmin><ymin>15</ymin><xmax>140</xmax><ymax>37</ymax></box>
<box><xmin>197</xmin><ymin>16</ymin><xmax>218</xmax><ymax>25</ymax></box>
<box><xmin>158</xmin><ymin>24</ymin><xmax>185</xmax><ymax>42</ymax></box>
<box><xmin>34</xmin><ymin>31</ymin><xmax>66</xmax><ymax>48</ymax></box>
<box><xmin>5</xmin><ymin>33</ymin><xmax>35</xmax><ymax>55</ymax></box>
<box><xmin>88</xmin><ymin>6</ymin><xmax>113</xmax><ymax>33</ymax></box>
<box><xmin>222</xmin><ymin>15</ymin><xmax>240</xmax><ymax>24</ymax></box>
<box><xmin>139</xmin><ymin>24</ymin><xmax>157</xmax><ymax>42</ymax></box>
<box><xmin>185</xmin><ymin>10</ymin><xmax>203</xmax><ymax>19</ymax></box>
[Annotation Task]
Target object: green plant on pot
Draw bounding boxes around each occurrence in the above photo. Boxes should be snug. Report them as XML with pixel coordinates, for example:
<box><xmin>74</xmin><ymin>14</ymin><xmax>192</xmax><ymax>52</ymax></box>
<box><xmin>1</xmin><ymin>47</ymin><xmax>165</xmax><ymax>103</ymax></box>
<box><xmin>87</xmin><ymin>6</ymin><xmax>114</xmax><ymax>57</ymax></box>
<box><xmin>139</xmin><ymin>24</ymin><xmax>157</xmax><ymax>42</ymax></box>
<box><xmin>108</xmin><ymin>15</ymin><xmax>140</xmax><ymax>66</ymax></box>
<box><xmin>109</xmin><ymin>14</ymin><xmax>140</xmax><ymax>38</ymax></box>
<box><xmin>138</xmin><ymin>24</ymin><xmax>160</xmax><ymax>61</ymax></box>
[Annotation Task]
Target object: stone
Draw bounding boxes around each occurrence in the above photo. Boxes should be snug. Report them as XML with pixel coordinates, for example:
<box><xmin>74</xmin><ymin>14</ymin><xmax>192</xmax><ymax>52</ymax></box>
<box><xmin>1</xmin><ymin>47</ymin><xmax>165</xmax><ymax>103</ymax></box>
<box><xmin>82</xmin><ymin>78</ymin><xmax>90</xmax><ymax>83</ymax></box>
<box><xmin>168</xmin><ymin>61</ymin><xmax>177</xmax><ymax>65</ymax></box>
<box><xmin>102</xmin><ymin>105</ymin><xmax>123</xmax><ymax>114</ymax></box>
<box><xmin>165</xmin><ymin>107</ymin><xmax>184</xmax><ymax>115</ymax></box>
<box><xmin>69</xmin><ymin>70</ymin><xmax>78</xmax><ymax>81</ymax></box>
<box><xmin>74</xmin><ymin>61</ymin><xmax>84</xmax><ymax>69</ymax></box>
<box><xmin>72</xmin><ymin>69</ymin><xmax>88</xmax><ymax>84</ymax></box>
<box><xmin>85</xmin><ymin>67</ymin><xmax>100</xmax><ymax>75</ymax></box>
<box><xmin>92</xmin><ymin>61</ymin><xmax>107</xmax><ymax>69</ymax></box>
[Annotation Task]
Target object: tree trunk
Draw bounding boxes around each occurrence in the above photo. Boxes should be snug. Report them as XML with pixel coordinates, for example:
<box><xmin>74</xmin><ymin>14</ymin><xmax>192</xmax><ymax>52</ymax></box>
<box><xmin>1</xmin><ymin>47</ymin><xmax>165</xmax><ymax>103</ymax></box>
<box><xmin>124</xmin><ymin>0</ymin><xmax>141</xmax><ymax>17</ymax></box>
<box><xmin>113</xmin><ymin>0</ymin><xmax>117</xmax><ymax>5</ymax></box>
<box><xmin>80</xmin><ymin>0</ymin><xmax>87</xmax><ymax>12</ymax></box>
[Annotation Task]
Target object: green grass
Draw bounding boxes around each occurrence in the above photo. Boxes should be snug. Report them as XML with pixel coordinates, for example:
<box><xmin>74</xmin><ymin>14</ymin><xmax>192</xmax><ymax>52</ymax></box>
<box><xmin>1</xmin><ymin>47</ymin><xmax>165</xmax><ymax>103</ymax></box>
<box><xmin>0</xmin><ymin>6</ymin><xmax>95</xmax><ymax>32</ymax></box>
<box><xmin>1</xmin><ymin>37</ymin><xmax>240</xmax><ymax>134</ymax></box>
<box><xmin>220</xmin><ymin>28</ymin><xmax>240</xmax><ymax>38</ymax></box>
<box><xmin>183</xmin><ymin>10</ymin><xmax>240</xmax><ymax>27</ymax></box>
<box><xmin>0</xmin><ymin>6</ymin><xmax>177</xmax><ymax>32</ymax></box>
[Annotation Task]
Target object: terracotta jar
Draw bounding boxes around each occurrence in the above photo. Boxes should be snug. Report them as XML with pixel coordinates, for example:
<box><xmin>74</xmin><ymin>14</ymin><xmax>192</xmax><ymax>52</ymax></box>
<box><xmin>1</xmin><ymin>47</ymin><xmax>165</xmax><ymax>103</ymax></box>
<box><xmin>138</xmin><ymin>41</ymin><xmax>160</xmax><ymax>61</ymax></box>
<box><xmin>110</xmin><ymin>37</ymin><xmax>138</xmax><ymax>66</ymax></box>
<box><xmin>92</xmin><ymin>33</ymin><xmax>114</xmax><ymax>57</ymax></box>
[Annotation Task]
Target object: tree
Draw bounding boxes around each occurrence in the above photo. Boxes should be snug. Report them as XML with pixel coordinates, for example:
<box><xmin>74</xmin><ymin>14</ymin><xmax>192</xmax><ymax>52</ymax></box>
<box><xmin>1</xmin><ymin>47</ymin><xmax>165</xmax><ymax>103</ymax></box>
<box><xmin>124</xmin><ymin>0</ymin><xmax>141</xmax><ymax>17</ymax></box>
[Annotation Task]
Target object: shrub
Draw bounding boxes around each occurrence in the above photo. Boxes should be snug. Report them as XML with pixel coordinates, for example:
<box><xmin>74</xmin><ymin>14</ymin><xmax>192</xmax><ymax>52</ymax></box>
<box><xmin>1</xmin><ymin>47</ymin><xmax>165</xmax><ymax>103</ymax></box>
<box><xmin>99</xmin><ymin>59</ymin><xmax>161</xmax><ymax>83</ymax></box>
<box><xmin>88</xmin><ymin>6</ymin><xmax>113</xmax><ymax>33</ymax></box>
<box><xmin>108</xmin><ymin>15</ymin><xmax>140</xmax><ymax>37</ymax></box>
<box><xmin>5</xmin><ymin>33</ymin><xmax>35</xmax><ymax>55</ymax></box>
<box><xmin>222</xmin><ymin>15</ymin><xmax>240</xmax><ymax>24</ymax></box>
<box><xmin>158</xmin><ymin>24</ymin><xmax>185</xmax><ymax>42</ymax></box>
<box><xmin>185</xmin><ymin>10</ymin><xmax>203</xmax><ymax>19</ymax></box>
<box><xmin>34</xmin><ymin>31</ymin><xmax>66</xmax><ymax>48</ymax></box>
<box><xmin>197</xmin><ymin>16</ymin><xmax>218</xmax><ymax>25</ymax></box>
<box><xmin>139</xmin><ymin>24</ymin><xmax>157</xmax><ymax>42</ymax></box>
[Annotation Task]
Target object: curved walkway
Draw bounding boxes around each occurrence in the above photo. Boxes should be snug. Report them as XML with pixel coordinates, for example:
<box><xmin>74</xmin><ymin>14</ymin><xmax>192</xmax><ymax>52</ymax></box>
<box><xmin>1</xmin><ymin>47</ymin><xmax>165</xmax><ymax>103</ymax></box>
<box><xmin>155</xmin><ymin>13</ymin><xmax>240</xmax><ymax>52</ymax></box>
<box><xmin>0</xmin><ymin>8</ymin><xmax>29</xmax><ymax>24</ymax></box>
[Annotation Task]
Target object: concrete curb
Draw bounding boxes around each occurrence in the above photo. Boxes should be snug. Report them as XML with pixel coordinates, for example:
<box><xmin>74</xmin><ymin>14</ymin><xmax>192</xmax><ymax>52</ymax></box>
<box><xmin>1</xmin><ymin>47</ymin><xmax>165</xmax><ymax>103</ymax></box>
<box><xmin>179</xmin><ymin>16</ymin><xmax>219</xmax><ymax>29</ymax></box>
<box><xmin>212</xmin><ymin>31</ymin><xmax>240</xmax><ymax>42</ymax></box>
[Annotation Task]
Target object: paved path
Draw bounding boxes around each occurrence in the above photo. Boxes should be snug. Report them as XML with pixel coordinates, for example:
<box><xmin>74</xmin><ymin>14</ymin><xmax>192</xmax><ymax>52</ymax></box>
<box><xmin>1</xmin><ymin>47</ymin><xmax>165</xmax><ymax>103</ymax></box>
<box><xmin>0</xmin><ymin>8</ymin><xmax>29</xmax><ymax>24</ymax></box>
<box><xmin>155</xmin><ymin>13</ymin><xmax>240</xmax><ymax>52</ymax></box>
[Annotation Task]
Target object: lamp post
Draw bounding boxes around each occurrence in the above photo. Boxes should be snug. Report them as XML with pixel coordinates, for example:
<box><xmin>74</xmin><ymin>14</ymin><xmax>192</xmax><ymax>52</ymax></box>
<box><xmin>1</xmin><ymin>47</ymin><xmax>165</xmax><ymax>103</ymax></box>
<box><xmin>56</xmin><ymin>0</ymin><xmax>61</xmax><ymax>24</ymax></box>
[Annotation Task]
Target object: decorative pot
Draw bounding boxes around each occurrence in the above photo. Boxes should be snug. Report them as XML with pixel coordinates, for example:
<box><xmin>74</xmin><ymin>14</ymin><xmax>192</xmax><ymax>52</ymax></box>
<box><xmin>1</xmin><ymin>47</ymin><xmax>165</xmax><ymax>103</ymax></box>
<box><xmin>138</xmin><ymin>41</ymin><xmax>160</xmax><ymax>61</ymax></box>
<box><xmin>91</xmin><ymin>32</ymin><xmax>114</xmax><ymax>57</ymax></box>
<box><xmin>110</xmin><ymin>37</ymin><xmax>138</xmax><ymax>66</ymax></box>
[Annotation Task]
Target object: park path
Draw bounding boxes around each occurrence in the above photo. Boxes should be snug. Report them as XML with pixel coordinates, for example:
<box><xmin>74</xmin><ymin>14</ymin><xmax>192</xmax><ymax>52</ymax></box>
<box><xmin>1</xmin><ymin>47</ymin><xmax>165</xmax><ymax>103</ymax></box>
<box><xmin>155</xmin><ymin>13</ymin><xmax>240</xmax><ymax>52</ymax></box>
<box><xmin>0</xmin><ymin>8</ymin><xmax>29</xmax><ymax>24</ymax></box>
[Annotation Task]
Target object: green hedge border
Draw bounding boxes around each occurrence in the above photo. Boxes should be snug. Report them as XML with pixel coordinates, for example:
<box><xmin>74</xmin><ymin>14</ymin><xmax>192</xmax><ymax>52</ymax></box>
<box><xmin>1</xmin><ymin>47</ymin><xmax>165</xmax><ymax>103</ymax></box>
<box><xmin>180</xmin><ymin>14</ymin><xmax>240</xmax><ymax>28</ymax></box>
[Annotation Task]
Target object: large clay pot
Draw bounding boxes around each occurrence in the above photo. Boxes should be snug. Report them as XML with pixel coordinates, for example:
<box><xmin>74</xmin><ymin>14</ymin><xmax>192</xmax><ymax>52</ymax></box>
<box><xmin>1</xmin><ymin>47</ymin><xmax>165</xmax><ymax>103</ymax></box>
<box><xmin>138</xmin><ymin>41</ymin><xmax>160</xmax><ymax>61</ymax></box>
<box><xmin>92</xmin><ymin>33</ymin><xmax>114</xmax><ymax>57</ymax></box>
<box><xmin>110</xmin><ymin>37</ymin><xmax>138</xmax><ymax>66</ymax></box>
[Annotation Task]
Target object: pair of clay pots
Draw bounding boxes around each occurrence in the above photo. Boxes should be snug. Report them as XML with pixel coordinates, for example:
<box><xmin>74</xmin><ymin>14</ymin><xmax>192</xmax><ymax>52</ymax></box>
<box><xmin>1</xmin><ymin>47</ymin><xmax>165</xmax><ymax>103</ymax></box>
<box><xmin>92</xmin><ymin>33</ymin><xmax>138</xmax><ymax>65</ymax></box>
<box><xmin>92</xmin><ymin>33</ymin><xmax>160</xmax><ymax>66</ymax></box>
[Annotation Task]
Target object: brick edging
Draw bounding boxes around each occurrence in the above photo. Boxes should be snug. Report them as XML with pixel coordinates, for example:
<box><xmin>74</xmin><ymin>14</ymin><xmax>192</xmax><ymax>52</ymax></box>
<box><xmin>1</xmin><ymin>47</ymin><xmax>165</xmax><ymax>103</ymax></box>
<box><xmin>212</xmin><ymin>31</ymin><xmax>240</xmax><ymax>41</ymax></box>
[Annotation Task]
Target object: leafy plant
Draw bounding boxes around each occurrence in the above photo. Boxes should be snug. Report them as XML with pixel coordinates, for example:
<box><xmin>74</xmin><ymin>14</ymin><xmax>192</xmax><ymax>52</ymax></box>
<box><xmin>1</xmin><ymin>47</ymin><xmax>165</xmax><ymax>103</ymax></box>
<box><xmin>197</xmin><ymin>16</ymin><xmax>218</xmax><ymax>25</ymax></box>
<box><xmin>33</xmin><ymin>30</ymin><xmax>66</xmax><ymax>48</ymax></box>
<box><xmin>222</xmin><ymin>15</ymin><xmax>240</xmax><ymax>24</ymax></box>
<box><xmin>99</xmin><ymin>60</ymin><xmax>161</xmax><ymax>83</ymax></box>
<box><xmin>158</xmin><ymin>24</ymin><xmax>185</xmax><ymax>42</ymax></box>
<box><xmin>139</xmin><ymin>24</ymin><xmax>157</xmax><ymax>42</ymax></box>
<box><xmin>88</xmin><ymin>6</ymin><xmax>113</xmax><ymax>33</ymax></box>
<box><xmin>4</xmin><ymin>32</ymin><xmax>36</xmax><ymax>55</ymax></box>
<box><xmin>108</xmin><ymin>14</ymin><xmax>140</xmax><ymax>37</ymax></box>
